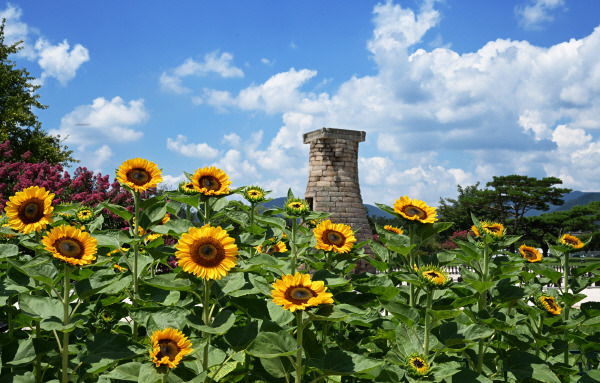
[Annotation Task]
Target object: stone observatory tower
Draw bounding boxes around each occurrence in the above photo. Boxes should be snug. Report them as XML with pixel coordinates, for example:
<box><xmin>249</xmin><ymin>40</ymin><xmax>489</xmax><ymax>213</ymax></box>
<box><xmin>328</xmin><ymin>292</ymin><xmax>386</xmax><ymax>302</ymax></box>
<box><xmin>303</xmin><ymin>128</ymin><xmax>373</xmax><ymax>270</ymax></box>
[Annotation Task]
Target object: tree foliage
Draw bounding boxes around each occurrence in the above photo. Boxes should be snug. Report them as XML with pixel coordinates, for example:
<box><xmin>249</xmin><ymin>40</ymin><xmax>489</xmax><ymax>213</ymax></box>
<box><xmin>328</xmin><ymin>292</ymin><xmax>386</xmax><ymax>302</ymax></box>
<box><xmin>0</xmin><ymin>19</ymin><xmax>74</xmax><ymax>164</ymax></box>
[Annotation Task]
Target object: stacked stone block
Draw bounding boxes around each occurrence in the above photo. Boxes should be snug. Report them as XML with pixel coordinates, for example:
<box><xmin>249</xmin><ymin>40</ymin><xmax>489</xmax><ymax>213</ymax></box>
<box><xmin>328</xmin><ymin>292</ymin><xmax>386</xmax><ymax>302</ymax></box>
<box><xmin>303</xmin><ymin>128</ymin><xmax>373</xmax><ymax>272</ymax></box>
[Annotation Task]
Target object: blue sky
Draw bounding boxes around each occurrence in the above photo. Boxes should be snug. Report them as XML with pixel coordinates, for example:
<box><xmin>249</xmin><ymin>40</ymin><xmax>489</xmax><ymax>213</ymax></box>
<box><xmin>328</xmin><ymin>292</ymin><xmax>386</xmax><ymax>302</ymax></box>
<box><xmin>3</xmin><ymin>0</ymin><xmax>600</xmax><ymax>205</ymax></box>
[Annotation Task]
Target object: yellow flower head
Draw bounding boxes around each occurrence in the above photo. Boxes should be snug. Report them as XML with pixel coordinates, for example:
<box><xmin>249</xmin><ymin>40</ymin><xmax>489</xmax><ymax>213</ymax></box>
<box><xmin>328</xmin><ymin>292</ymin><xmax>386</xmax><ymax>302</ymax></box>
<box><xmin>284</xmin><ymin>197</ymin><xmax>309</xmax><ymax>216</ymax></box>
<box><xmin>244</xmin><ymin>185</ymin><xmax>266</xmax><ymax>203</ymax></box>
<box><xmin>471</xmin><ymin>221</ymin><xmax>505</xmax><ymax>239</ymax></box>
<box><xmin>116</xmin><ymin>158</ymin><xmax>163</xmax><ymax>192</ymax></box>
<box><xmin>419</xmin><ymin>264</ymin><xmax>451</xmax><ymax>289</ymax></box>
<box><xmin>149</xmin><ymin>328</ymin><xmax>193</xmax><ymax>369</ymax></box>
<box><xmin>539</xmin><ymin>295</ymin><xmax>561</xmax><ymax>315</ymax></box>
<box><xmin>407</xmin><ymin>353</ymin><xmax>429</xmax><ymax>377</ymax></box>
<box><xmin>160</xmin><ymin>213</ymin><xmax>171</xmax><ymax>225</ymax></box>
<box><xmin>314</xmin><ymin>220</ymin><xmax>356</xmax><ymax>253</ymax></box>
<box><xmin>4</xmin><ymin>186</ymin><xmax>55</xmax><ymax>233</ymax></box>
<box><xmin>384</xmin><ymin>225</ymin><xmax>403</xmax><ymax>235</ymax></box>
<box><xmin>393</xmin><ymin>196</ymin><xmax>437</xmax><ymax>224</ymax></box>
<box><xmin>175</xmin><ymin>224</ymin><xmax>238</xmax><ymax>280</ymax></box>
<box><xmin>559</xmin><ymin>234</ymin><xmax>584</xmax><ymax>250</ymax></box>
<box><xmin>76</xmin><ymin>206</ymin><xmax>94</xmax><ymax>223</ymax></box>
<box><xmin>42</xmin><ymin>225</ymin><xmax>97</xmax><ymax>266</ymax></box>
<box><xmin>519</xmin><ymin>245</ymin><xmax>542</xmax><ymax>263</ymax></box>
<box><xmin>256</xmin><ymin>241</ymin><xmax>288</xmax><ymax>255</ymax></box>
<box><xmin>192</xmin><ymin>166</ymin><xmax>231</xmax><ymax>195</ymax></box>
<box><xmin>271</xmin><ymin>272</ymin><xmax>334</xmax><ymax>312</ymax></box>
<box><xmin>178</xmin><ymin>181</ymin><xmax>197</xmax><ymax>195</ymax></box>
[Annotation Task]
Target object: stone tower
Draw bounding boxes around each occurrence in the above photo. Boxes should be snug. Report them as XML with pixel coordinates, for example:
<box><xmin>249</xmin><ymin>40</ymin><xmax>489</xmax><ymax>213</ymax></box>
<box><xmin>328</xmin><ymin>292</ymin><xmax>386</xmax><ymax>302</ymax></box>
<box><xmin>303</xmin><ymin>128</ymin><xmax>372</xmax><ymax>269</ymax></box>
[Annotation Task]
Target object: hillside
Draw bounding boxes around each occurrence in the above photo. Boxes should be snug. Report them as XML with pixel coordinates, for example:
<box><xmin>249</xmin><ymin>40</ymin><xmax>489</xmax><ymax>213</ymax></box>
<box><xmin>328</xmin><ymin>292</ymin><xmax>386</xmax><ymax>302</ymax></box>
<box><xmin>258</xmin><ymin>197</ymin><xmax>393</xmax><ymax>218</ymax></box>
<box><xmin>526</xmin><ymin>191</ymin><xmax>600</xmax><ymax>216</ymax></box>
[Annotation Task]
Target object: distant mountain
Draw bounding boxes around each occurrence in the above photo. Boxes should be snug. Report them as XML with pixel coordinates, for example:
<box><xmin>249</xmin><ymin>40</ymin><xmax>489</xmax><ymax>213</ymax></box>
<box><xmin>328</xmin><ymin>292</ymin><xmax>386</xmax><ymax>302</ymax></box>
<box><xmin>525</xmin><ymin>191</ymin><xmax>600</xmax><ymax>216</ymax></box>
<box><xmin>257</xmin><ymin>197</ymin><xmax>393</xmax><ymax>218</ymax></box>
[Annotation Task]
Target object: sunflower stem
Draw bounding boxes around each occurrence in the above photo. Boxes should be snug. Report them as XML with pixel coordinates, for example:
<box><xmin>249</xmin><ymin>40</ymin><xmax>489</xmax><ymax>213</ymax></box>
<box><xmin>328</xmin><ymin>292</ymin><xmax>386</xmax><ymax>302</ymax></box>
<box><xmin>563</xmin><ymin>251</ymin><xmax>571</xmax><ymax>364</ymax></box>
<box><xmin>424</xmin><ymin>289</ymin><xmax>433</xmax><ymax>357</ymax></box>
<box><xmin>34</xmin><ymin>232</ymin><xmax>42</xmax><ymax>383</ymax></box>
<box><xmin>62</xmin><ymin>263</ymin><xmax>71</xmax><ymax>383</ymax></box>
<box><xmin>204</xmin><ymin>199</ymin><xmax>211</xmax><ymax>226</ymax></box>
<box><xmin>536</xmin><ymin>312</ymin><xmax>545</xmax><ymax>358</ymax></box>
<box><xmin>291</xmin><ymin>219</ymin><xmax>298</xmax><ymax>274</ymax></box>
<box><xmin>202</xmin><ymin>279</ymin><xmax>212</xmax><ymax>374</ymax></box>
<box><xmin>132</xmin><ymin>190</ymin><xmax>141</xmax><ymax>341</ymax></box>
<box><xmin>409</xmin><ymin>224</ymin><xmax>416</xmax><ymax>308</ymax></box>
<box><xmin>186</xmin><ymin>205</ymin><xmax>191</xmax><ymax>221</ymax></box>
<box><xmin>295</xmin><ymin>311</ymin><xmax>304</xmax><ymax>383</ymax></box>
<box><xmin>477</xmin><ymin>240</ymin><xmax>491</xmax><ymax>374</ymax></box>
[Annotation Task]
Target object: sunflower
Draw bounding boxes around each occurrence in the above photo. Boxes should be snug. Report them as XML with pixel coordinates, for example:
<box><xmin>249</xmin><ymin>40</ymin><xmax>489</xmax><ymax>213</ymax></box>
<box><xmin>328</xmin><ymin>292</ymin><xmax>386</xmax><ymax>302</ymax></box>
<box><xmin>539</xmin><ymin>295</ymin><xmax>561</xmax><ymax>315</ymax></box>
<box><xmin>406</xmin><ymin>353</ymin><xmax>429</xmax><ymax>377</ymax></box>
<box><xmin>271</xmin><ymin>272</ymin><xmax>334</xmax><ymax>312</ymax></box>
<box><xmin>42</xmin><ymin>225</ymin><xmax>97</xmax><ymax>266</ymax></box>
<box><xmin>559</xmin><ymin>234</ymin><xmax>584</xmax><ymax>250</ymax></box>
<box><xmin>244</xmin><ymin>185</ymin><xmax>266</xmax><ymax>203</ymax></box>
<box><xmin>160</xmin><ymin>213</ymin><xmax>171</xmax><ymax>225</ymax></box>
<box><xmin>192</xmin><ymin>166</ymin><xmax>231</xmax><ymax>195</ymax></box>
<box><xmin>116</xmin><ymin>158</ymin><xmax>163</xmax><ymax>192</ymax></box>
<box><xmin>149</xmin><ymin>328</ymin><xmax>193</xmax><ymax>369</ymax></box>
<box><xmin>314</xmin><ymin>220</ymin><xmax>356</xmax><ymax>253</ymax></box>
<box><xmin>471</xmin><ymin>221</ymin><xmax>505</xmax><ymax>239</ymax></box>
<box><xmin>519</xmin><ymin>245</ymin><xmax>542</xmax><ymax>263</ymax></box>
<box><xmin>384</xmin><ymin>225</ymin><xmax>403</xmax><ymax>235</ymax></box>
<box><xmin>393</xmin><ymin>196</ymin><xmax>437</xmax><ymax>224</ymax></box>
<box><xmin>256</xmin><ymin>241</ymin><xmax>288</xmax><ymax>255</ymax></box>
<box><xmin>175</xmin><ymin>224</ymin><xmax>238</xmax><ymax>280</ymax></box>
<box><xmin>4</xmin><ymin>186</ymin><xmax>55</xmax><ymax>234</ymax></box>
<box><xmin>284</xmin><ymin>197</ymin><xmax>309</xmax><ymax>216</ymax></box>
<box><xmin>419</xmin><ymin>264</ymin><xmax>451</xmax><ymax>289</ymax></box>
<box><xmin>76</xmin><ymin>206</ymin><xmax>94</xmax><ymax>223</ymax></box>
<box><xmin>178</xmin><ymin>181</ymin><xmax>198</xmax><ymax>195</ymax></box>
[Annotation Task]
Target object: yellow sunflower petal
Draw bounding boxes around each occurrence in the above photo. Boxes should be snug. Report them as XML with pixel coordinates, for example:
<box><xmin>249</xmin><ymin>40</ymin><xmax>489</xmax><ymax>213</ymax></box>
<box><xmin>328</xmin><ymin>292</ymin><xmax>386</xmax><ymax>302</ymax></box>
<box><xmin>116</xmin><ymin>158</ymin><xmax>163</xmax><ymax>192</ymax></box>
<box><xmin>4</xmin><ymin>186</ymin><xmax>55</xmax><ymax>234</ymax></box>
<box><xmin>393</xmin><ymin>196</ymin><xmax>437</xmax><ymax>224</ymax></box>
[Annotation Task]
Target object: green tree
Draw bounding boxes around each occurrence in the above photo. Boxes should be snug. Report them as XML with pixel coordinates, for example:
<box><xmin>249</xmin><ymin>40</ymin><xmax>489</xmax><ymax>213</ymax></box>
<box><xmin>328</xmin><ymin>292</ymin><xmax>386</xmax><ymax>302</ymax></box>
<box><xmin>437</xmin><ymin>183</ymin><xmax>491</xmax><ymax>233</ymax></box>
<box><xmin>466</xmin><ymin>175</ymin><xmax>571</xmax><ymax>234</ymax></box>
<box><xmin>0</xmin><ymin>19</ymin><xmax>75</xmax><ymax>164</ymax></box>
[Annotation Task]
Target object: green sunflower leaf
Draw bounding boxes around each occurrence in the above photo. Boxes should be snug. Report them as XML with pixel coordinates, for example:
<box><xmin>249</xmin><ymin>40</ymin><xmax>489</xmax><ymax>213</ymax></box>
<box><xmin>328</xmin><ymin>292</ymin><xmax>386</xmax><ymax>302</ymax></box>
<box><xmin>141</xmin><ymin>272</ymin><xmax>193</xmax><ymax>291</ymax></box>
<box><xmin>306</xmin><ymin>349</ymin><xmax>382</xmax><ymax>375</ymax></box>
<box><xmin>99</xmin><ymin>202</ymin><xmax>133</xmax><ymax>222</ymax></box>
<box><xmin>0</xmin><ymin>244</ymin><xmax>18</xmax><ymax>258</ymax></box>
<box><xmin>245</xmin><ymin>331</ymin><xmax>300</xmax><ymax>358</ymax></box>
<box><xmin>186</xmin><ymin>310</ymin><xmax>236</xmax><ymax>335</ymax></box>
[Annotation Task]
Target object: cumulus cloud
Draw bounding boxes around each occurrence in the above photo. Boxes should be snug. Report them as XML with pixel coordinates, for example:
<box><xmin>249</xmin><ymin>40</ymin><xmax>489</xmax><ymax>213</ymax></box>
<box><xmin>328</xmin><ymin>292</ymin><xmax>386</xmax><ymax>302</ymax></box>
<box><xmin>516</xmin><ymin>0</ymin><xmax>565</xmax><ymax>30</ymax></box>
<box><xmin>51</xmin><ymin>97</ymin><xmax>148</xmax><ymax>149</ymax></box>
<box><xmin>161</xmin><ymin>174</ymin><xmax>186</xmax><ymax>189</ymax></box>
<box><xmin>160</xmin><ymin>51</ymin><xmax>243</xmax><ymax>94</ymax></box>
<box><xmin>1</xmin><ymin>4</ymin><xmax>89</xmax><ymax>84</ymax></box>
<box><xmin>89</xmin><ymin>145</ymin><xmax>113</xmax><ymax>170</ymax></box>
<box><xmin>166</xmin><ymin>135</ymin><xmax>219</xmax><ymax>158</ymax></box>
<box><xmin>193</xmin><ymin>1</ymin><xmax>600</xmax><ymax>202</ymax></box>
<box><xmin>35</xmin><ymin>38</ymin><xmax>89</xmax><ymax>85</ymax></box>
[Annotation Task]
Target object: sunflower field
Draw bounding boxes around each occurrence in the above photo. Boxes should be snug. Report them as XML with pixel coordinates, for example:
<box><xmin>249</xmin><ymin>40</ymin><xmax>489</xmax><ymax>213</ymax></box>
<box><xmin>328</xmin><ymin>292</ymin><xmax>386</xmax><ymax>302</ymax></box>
<box><xmin>1</xmin><ymin>158</ymin><xmax>599</xmax><ymax>383</ymax></box>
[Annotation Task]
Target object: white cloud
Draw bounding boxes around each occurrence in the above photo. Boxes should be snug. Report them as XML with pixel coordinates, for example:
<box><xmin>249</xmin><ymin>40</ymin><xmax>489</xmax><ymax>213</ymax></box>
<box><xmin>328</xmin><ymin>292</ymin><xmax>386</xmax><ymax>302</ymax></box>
<box><xmin>35</xmin><ymin>38</ymin><xmax>89</xmax><ymax>85</ymax></box>
<box><xmin>51</xmin><ymin>97</ymin><xmax>148</xmax><ymax>149</ymax></box>
<box><xmin>194</xmin><ymin>1</ymin><xmax>600</xmax><ymax>202</ymax></box>
<box><xmin>160</xmin><ymin>50</ymin><xmax>243</xmax><ymax>94</ymax></box>
<box><xmin>166</xmin><ymin>134</ymin><xmax>219</xmax><ymax>158</ymax></box>
<box><xmin>160</xmin><ymin>174</ymin><xmax>186</xmax><ymax>189</ymax></box>
<box><xmin>516</xmin><ymin>0</ymin><xmax>565</xmax><ymax>30</ymax></box>
<box><xmin>1</xmin><ymin>4</ymin><xmax>89</xmax><ymax>83</ymax></box>
<box><xmin>89</xmin><ymin>145</ymin><xmax>113</xmax><ymax>170</ymax></box>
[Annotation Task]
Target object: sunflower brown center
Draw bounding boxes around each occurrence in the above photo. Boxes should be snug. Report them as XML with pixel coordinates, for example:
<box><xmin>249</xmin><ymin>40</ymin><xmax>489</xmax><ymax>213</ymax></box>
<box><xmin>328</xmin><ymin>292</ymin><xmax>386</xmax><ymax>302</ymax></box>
<box><xmin>126</xmin><ymin>168</ymin><xmax>151</xmax><ymax>186</ymax></box>
<box><xmin>56</xmin><ymin>238</ymin><xmax>84</xmax><ymax>259</ymax></box>
<box><xmin>285</xmin><ymin>286</ymin><xmax>316</xmax><ymax>304</ymax></box>
<box><xmin>18</xmin><ymin>199</ymin><xmax>45</xmax><ymax>224</ymax></box>
<box><xmin>249</xmin><ymin>190</ymin><xmax>261</xmax><ymax>197</ymax></box>
<box><xmin>542</xmin><ymin>297</ymin><xmax>558</xmax><ymax>311</ymax></box>
<box><xmin>199</xmin><ymin>176</ymin><xmax>220</xmax><ymax>191</ymax></box>
<box><xmin>156</xmin><ymin>339</ymin><xmax>180</xmax><ymax>361</ymax></box>
<box><xmin>485</xmin><ymin>226</ymin><xmax>501</xmax><ymax>234</ymax></box>
<box><xmin>324</xmin><ymin>230</ymin><xmax>345</xmax><ymax>246</ymax></box>
<box><xmin>403</xmin><ymin>205</ymin><xmax>427</xmax><ymax>219</ymax></box>
<box><xmin>523</xmin><ymin>250</ymin><xmax>535</xmax><ymax>259</ymax></box>
<box><xmin>191</xmin><ymin>238</ymin><xmax>225</xmax><ymax>267</ymax></box>
<box><xmin>564</xmin><ymin>237</ymin><xmax>577</xmax><ymax>245</ymax></box>
<box><xmin>412</xmin><ymin>358</ymin><xmax>425</xmax><ymax>369</ymax></box>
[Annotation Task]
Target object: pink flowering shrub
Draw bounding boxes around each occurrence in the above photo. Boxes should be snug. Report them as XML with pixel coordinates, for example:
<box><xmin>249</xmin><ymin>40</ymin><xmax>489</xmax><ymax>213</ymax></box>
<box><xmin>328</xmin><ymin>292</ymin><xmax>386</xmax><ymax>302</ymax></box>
<box><xmin>441</xmin><ymin>230</ymin><xmax>469</xmax><ymax>250</ymax></box>
<box><xmin>0</xmin><ymin>140</ymin><xmax>152</xmax><ymax>228</ymax></box>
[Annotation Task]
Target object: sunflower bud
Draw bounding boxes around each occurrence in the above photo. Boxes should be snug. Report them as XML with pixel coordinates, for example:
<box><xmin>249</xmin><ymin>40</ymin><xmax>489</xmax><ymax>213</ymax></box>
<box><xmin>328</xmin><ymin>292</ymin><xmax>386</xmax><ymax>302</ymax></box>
<box><xmin>284</xmin><ymin>197</ymin><xmax>309</xmax><ymax>217</ymax></box>
<box><xmin>178</xmin><ymin>180</ymin><xmax>198</xmax><ymax>195</ymax></box>
<box><xmin>406</xmin><ymin>353</ymin><xmax>429</xmax><ymax>377</ymax></box>
<box><xmin>244</xmin><ymin>185</ymin><xmax>266</xmax><ymax>203</ymax></box>
<box><xmin>559</xmin><ymin>233</ymin><xmax>584</xmax><ymax>250</ymax></box>
<box><xmin>418</xmin><ymin>264</ymin><xmax>451</xmax><ymax>289</ymax></box>
<box><xmin>76</xmin><ymin>206</ymin><xmax>95</xmax><ymax>223</ymax></box>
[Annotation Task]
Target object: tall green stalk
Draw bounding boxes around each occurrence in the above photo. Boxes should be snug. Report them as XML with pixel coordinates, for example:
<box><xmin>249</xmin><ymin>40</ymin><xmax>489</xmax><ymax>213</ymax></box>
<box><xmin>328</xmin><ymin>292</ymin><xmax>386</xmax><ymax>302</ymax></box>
<box><xmin>62</xmin><ymin>264</ymin><xmax>71</xmax><ymax>383</ymax></box>
<box><xmin>202</xmin><ymin>280</ymin><xmax>212</xmax><ymax>374</ymax></box>
<box><xmin>409</xmin><ymin>225</ymin><xmax>415</xmax><ymax>307</ymax></box>
<box><xmin>34</xmin><ymin>232</ymin><xmax>42</xmax><ymax>383</ymax></box>
<box><xmin>295</xmin><ymin>311</ymin><xmax>304</xmax><ymax>383</ymax></box>
<box><xmin>290</xmin><ymin>219</ymin><xmax>298</xmax><ymax>274</ymax></box>
<box><xmin>132</xmin><ymin>191</ymin><xmax>141</xmax><ymax>341</ymax></box>
<box><xmin>536</xmin><ymin>312</ymin><xmax>545</xmax><ymax>358</ymax></box>
<box><xmin>477</xmin><ymin>241</ymin><xmax>490</xmax><ymax>374</ymax></box>
<box><xmin>424</xmin><ymin>289</ymin><xmax>433</xmax><ymax>356</ymax></box>
<box><xmin>563</xmin><ymin>252</ymin><xmax>571</xmax><ymax>364</ymax></box>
